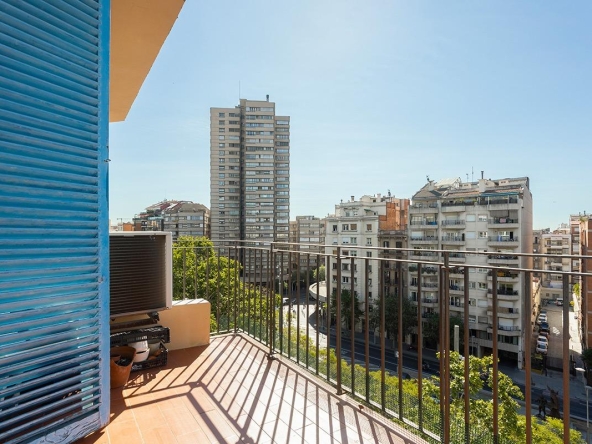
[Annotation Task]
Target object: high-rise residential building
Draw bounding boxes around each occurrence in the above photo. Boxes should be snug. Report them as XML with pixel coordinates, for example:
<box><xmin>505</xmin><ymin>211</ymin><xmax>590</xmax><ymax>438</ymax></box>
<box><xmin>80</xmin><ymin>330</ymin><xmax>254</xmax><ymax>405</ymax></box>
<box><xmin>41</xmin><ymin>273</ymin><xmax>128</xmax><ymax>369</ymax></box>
<box><xmin>408</xmin><ymin>176</ymin><xmax>532</xmax><ymax>368</ymax></box>
<box><xmin>289</xmin><ymin>216</ymin><xmax>326</xmax><ymax>272</ymax></box>
<box><xmin>210</xmin><ymin>98</ymin><xmax>290</xmax><ymax>281</ymax></box>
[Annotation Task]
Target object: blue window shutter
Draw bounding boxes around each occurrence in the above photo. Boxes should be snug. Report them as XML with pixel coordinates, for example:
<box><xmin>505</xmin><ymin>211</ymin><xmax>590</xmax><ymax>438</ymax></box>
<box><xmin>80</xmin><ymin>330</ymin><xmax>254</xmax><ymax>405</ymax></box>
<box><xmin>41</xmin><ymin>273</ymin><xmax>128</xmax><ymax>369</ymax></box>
<box><xmin>0</xmin><ymin>1</ymin><xmax>110</xmax><ymax>443</ymax></box>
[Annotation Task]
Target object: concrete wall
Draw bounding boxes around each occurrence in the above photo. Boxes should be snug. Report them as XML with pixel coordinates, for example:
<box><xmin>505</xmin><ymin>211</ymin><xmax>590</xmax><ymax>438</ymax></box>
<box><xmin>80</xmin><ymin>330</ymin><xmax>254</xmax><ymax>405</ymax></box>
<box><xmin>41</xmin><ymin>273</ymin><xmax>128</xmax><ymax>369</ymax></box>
<box><xmin>159</xmin><ymin>299</ymin><xmax>211</xmax><ymax>350</ymax></box>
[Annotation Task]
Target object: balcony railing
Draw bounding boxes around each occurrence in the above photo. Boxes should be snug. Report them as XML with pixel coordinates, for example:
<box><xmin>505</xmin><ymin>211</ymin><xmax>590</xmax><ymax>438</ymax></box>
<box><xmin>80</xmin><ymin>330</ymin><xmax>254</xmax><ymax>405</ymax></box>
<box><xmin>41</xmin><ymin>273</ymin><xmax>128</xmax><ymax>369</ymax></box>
<box><xmin>169</xmin><ymin>241</ymin><xmax>592</xmax><ymax>444</ymax></box>
<box><xmin>488</xmin><ymin>217</ymin><xmax>519</xmax><ymax>225</ymax></box>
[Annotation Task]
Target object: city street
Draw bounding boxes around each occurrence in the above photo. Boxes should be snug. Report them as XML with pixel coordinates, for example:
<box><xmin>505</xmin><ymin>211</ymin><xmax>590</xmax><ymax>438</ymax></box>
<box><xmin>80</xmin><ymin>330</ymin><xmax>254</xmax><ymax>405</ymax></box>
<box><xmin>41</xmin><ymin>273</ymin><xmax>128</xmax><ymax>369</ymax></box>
<box><xmin>282</xmin><ymin>290</ymin><xmax>590</xmax><ymax>421</ymax></box>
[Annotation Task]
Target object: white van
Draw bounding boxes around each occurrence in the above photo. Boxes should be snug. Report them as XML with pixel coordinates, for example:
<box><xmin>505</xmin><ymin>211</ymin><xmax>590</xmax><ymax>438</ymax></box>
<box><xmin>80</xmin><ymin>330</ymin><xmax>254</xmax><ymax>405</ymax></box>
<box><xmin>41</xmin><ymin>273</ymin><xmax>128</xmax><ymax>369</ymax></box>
<box><xmin>556</xmin><ymin>298</ymin><xmax>563</xmax><ymax>306</ymax></box>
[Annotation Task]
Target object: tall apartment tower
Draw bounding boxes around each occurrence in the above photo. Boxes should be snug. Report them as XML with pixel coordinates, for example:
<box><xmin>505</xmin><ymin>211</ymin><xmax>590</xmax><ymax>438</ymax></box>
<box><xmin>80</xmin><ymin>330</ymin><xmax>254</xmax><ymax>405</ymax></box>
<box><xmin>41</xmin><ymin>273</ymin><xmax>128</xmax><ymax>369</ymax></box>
<box><xmin>407</xmin><ymin>176</ymin><xmax>533</xmax><ymax>368</ymax></box>
<box><xmin>210</xmin><ymin>98</ymin><xmax>290</xmax><ymax>280</ymax></box>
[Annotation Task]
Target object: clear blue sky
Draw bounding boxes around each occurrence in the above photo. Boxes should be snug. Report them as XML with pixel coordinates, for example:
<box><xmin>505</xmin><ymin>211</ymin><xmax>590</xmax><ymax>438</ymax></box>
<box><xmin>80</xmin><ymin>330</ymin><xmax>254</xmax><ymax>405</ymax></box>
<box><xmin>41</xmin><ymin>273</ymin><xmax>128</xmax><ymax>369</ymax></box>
<box><xmin>109</xmin><ymin>1</ymin><xmax>591</xmax><ymax>229</ymax></box>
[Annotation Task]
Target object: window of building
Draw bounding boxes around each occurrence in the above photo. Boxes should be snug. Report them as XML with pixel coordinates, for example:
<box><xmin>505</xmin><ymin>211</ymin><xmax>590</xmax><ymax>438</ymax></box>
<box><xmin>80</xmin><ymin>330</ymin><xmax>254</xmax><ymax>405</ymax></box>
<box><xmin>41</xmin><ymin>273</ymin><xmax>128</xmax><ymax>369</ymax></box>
<box><xmin>218</xmin><ymin>135</ymin><xmax>224</xmax><ymax>140</ymax></box>
<box><xmin>466</xmin><ymin>214</ymin><xmax>476</xmax><ymax>222</ymax></box>
<box><xmin>478</xmin><ymin>231</ymin><xmax>488</xmax><ymax>238</ymax></box>
<box><xmin>332</xmin><ymin>225</ymin><xmax>337</xmax><ymax>232</ymax></box>
<box><xmin>366</xmin><ymin>238</ymin><xmax>372</xmax><ymax>246</ymax></box>
<box><xmin>478</xmin><ymin>215</ymin><xmax>487</xmax><ymax>222</ymax></box>
<box><xmin>366</xmin><ymin>224</ymin><xmax>372</xmax><ymax>232</ymax></box>
<box><xmin>342</xmin><ymin>224</ymin><xmax>349</xmax><ymax>231</ymax></box>
<box><xmin>366</xmin><ymin>252</ymin><xmax>372</xmax><ymax>258</ymax></box>
<box><xmin>218</xmin><ymin>112</ymin><xmax>225</xmax><ymax>117</ymax></box>
<box><xmin>350</xmin><ymin>223</ymin><xmax>357</xmax><ymax>230</ymax></box>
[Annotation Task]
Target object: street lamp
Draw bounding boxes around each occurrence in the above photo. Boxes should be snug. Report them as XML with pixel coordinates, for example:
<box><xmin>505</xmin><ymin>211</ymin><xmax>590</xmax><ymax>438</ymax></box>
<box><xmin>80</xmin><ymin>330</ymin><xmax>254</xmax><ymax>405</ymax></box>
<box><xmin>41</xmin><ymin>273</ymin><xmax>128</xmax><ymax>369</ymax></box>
<box><xmin>576</xmin><ymin>367</ymin><xmax>591</xmax><ymax>443</ymax></box>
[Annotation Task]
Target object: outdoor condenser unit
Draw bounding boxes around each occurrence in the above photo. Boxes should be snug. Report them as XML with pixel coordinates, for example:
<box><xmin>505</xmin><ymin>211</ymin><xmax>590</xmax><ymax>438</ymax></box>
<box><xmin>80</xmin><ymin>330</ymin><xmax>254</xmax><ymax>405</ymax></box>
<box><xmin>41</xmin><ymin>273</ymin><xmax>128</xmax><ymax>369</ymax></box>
<box><xmin>109</xmin><ymin>231</ymin><xmax>173</xmax><ymax>318</ymax></box>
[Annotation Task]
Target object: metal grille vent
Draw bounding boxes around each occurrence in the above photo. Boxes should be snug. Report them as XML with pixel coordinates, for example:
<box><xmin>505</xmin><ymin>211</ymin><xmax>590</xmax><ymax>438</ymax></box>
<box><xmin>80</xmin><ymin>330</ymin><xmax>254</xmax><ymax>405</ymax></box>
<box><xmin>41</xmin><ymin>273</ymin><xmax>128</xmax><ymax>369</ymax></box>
<box><xmin>109</xmin><ymin>234</ymin><xmax>169</xmax><ymax>318</ymax></box>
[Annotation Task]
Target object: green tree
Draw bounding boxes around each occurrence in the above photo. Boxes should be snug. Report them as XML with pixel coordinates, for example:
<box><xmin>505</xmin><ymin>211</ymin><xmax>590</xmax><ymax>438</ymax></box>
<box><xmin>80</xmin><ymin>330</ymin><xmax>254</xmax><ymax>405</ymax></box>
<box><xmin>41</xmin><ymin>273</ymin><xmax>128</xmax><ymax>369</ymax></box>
<box><xmin>422</xmin><ymin>352</ymin><xmax>585</xmax><ymax>443</ymax></box>
<box><xmin>422</xmin><ymin>312</ymin><xmax>464</xmax><ymax>350</ymax></box>
<box><xmin>330</xmin><ymin>289</ymin><xmax>363</xmax><ymax>333</ymax></box>
<box><xmin>172</xmin><ymin>236</ymin><xmax>276</xmax><ymax>332</ymax></box>
<box><xmin>369</xmin><ymin>294</ymin><xmax>418</xmax><ymax>343</ymax></box>
<box><xmin>313</xmin><ymin>265</ymin><xmax>326</xmax><ymax>283</ymax></box>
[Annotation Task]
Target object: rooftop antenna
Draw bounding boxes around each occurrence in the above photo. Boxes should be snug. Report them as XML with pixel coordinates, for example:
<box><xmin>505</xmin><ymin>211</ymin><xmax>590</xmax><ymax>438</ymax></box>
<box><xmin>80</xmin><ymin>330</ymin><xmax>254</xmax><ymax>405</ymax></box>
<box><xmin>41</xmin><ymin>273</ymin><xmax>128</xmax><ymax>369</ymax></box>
<box><xmin>426</xmin><ymin>175</ymin><xmax>430</xmax><ymax>182</ymax></box>
<box><xmin>466</xmin><ymin>173</ymin><xmax>469</xmax><ymax>182</ymax></box>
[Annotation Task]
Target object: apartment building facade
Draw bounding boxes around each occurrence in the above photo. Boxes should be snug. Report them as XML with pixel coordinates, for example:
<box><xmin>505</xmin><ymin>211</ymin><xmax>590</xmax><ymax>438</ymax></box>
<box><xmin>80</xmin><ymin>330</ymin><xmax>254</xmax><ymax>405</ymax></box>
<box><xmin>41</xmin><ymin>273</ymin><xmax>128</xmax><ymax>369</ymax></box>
<box><xmin>163</xmin><ymin>202</ymin><xmax>210</xmax><ymax>241</ymax></box>
<box><xmin>209</xmin><ymin>98</ymin><xmax>290</xmax><ymax>281</ymax></box>
<box><xmin>377</xmin><ymin>198</ymin><xmax>410</xmax><ymax>298</ymax></box>
<box><xmin>538</xmin><ymin>232</ymin><xmax>571</xmax><ymax>305</ymax></box>
<box><xmin>289</xmin><ymin>216</ymin><xmax>326</xmax><ymax>271</ymax></box>
<box><xmin>408</xmin><ymin>176</ymin><xmax>533</xmax><ymax>367</ymax></box>
<box><xmin>579</xmin><ymin>216</ymin><xmax>592</xmax><ymax>348</ymax></box>
<box><xmin>325</xmin><ymin>195</ymin><xmax>395</xmax><ymax>318</ymax></box>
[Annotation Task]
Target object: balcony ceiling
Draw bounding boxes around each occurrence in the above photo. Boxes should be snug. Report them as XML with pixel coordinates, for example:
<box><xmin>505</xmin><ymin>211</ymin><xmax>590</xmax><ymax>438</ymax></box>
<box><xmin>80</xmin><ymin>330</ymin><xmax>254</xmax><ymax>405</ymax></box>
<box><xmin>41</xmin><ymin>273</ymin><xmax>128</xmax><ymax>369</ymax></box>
<box><xmin>110</xmin><ymin>0</ymin><xmax>185</xmax><ymax>122</ymax></box>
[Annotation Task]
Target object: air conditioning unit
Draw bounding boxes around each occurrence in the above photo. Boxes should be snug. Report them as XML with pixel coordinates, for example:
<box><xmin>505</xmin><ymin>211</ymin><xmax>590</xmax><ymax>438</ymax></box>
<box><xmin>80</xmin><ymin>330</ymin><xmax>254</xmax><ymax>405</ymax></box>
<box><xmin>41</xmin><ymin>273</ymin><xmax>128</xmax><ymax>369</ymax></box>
<box><xmin>109</xmin><ymin>231</ymin><xmax>172</xmax><ymax>318</ymax></box>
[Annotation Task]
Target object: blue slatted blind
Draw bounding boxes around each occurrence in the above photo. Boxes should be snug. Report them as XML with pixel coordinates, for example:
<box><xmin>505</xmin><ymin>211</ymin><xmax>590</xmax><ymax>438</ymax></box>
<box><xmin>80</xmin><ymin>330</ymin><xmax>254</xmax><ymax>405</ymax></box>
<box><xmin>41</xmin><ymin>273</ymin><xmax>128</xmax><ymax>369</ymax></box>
<box><xmin>0</xmin><ymin>1</ymin><xmax>109</xmax><ymax>442</ymax></box>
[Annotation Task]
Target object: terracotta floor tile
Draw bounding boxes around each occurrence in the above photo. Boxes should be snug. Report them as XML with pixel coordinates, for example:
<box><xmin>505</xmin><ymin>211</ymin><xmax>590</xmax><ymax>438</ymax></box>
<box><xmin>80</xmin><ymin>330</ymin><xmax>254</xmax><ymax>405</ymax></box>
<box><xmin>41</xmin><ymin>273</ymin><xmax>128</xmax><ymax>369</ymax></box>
<box><xmin>174</xmin><ymin>429</ymin><xmax>210</xmax><ymax>444</ymax></box>
<box><xmin>141</xmin><ymin>425</ymin><xmax>178</xmax><ymax>444</ymax></box>
<box><xmin>161</xmin><ymin>406</ymin><xmax>202</xmax><ymax>436</ymax></box>
<box><xmin>107</xmin><ymin>420</ymin><xmax>143</xmax><ymax>444</ymax></box>
<box><xmin>76</xmin><ymin>336</ymin><xmax>426</xmax><ymax>444</ymax></box>
<box><xmin>194</xmin><ymin>409</ymin><xmax>239</xmax><ymax>442</ymax></box>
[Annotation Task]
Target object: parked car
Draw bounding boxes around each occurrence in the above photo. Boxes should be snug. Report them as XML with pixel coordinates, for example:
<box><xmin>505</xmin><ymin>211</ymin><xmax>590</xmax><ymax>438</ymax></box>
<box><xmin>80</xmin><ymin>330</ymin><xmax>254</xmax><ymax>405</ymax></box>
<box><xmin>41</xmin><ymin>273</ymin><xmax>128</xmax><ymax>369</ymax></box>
<box><xmin>537</xmin><ymin>314</ymin><xmax>547</xmax><ymax>325</ymax></box>
<box><xmin>537</xmin><ymin>335</ymin><xmax>548</xmax><ymax>345</ymax></box>
<box><xmin>539</xmin><ymin>324</ymin><xmax>550</xmax><ymax>334</ymax></box>
<box><xmin>536</xmin><ymin>343</ymin><xmax>548</xmax><ymax>354</ymax></box>
<box><xmin>538</xmin><ymin>330</ymin><xmax>550</xmax><ymax>339</ymax></box>
<box><xmin>556</xmin><ymin>298</ymin><xmax>563</xmax><ymax>306</ymax></box>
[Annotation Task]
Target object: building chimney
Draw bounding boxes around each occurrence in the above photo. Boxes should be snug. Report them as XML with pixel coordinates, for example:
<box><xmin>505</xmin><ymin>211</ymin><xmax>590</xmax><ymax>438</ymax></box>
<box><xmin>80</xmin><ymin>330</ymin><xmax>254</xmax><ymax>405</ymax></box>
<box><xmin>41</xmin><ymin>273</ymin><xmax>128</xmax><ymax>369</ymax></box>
<box><xmin>481</xmin><ymin>170</ymin><xmax>484</xmax><ymax>179</ymax></box>
<box><xmin>377</xmin><ymin>193</ymin><xmax>381</xmax><ymax>199</ymax></box>
<box><xmin>266</xmin><ymin>94</ymin><xmax>269</xmax><ymax>102</ymax></box>
<box><xmin>351</xmin><ymin>196</ymin><xmax>355</xmax><ymax>202</ymax></box>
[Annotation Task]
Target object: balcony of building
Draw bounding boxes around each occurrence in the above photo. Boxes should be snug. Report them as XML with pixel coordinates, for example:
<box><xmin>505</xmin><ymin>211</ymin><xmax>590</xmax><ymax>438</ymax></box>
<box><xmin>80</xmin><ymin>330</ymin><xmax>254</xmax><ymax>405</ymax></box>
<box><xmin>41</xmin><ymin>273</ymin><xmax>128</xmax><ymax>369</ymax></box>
<box><xmin>411</xmin><ymin>297</ymin><xmax>439</xmax><ymax>308</ymax></box>
<box><xmin>408</xmin><ymin>250</ymin><xmax>439</xmax><ymax>261</ymax></box>
<box><xmin>487</xmin><ymin>306</ymin><xmax>520</xmax><ymax>319</ymax></box>
<box><xmin>487</xmin><ymin>270</ymin><xmax>520</xmax><ymax>283</ymax></box>
<box><xmin>441</xmin><ymin>236</ymin><xmax>464</xmax><ymax>245</ymax></box>
<box><xmin>7</xmin><ymin>240</ymin><xmax>591</xmax><ymax>444</ymax></box>
<box><xmin>483</xmin><ymin>196</ymin><xmax>519</xmax><ymax>209</ymax></box>
<box><xmin>447</xmin><ymin>252</ymin><xmax>466</xmax><ymax>263</ymax></box>
<box><xmin>487</xmin><ymin>287</ymin><xmax>520</xmax><ymax>301</ymax></box>
<box><xmin>409</xmin><ymin>220</ymin><xmax>438</xmax><ymax>228</ymax></box>
<box><xmin>448</xmin><ymin>284</ymin><xmax>465</xmax><ymax>295</ymax></box>
<box><xmin>439</xmin><ymin>202</ymin><xmax>466</xmax><ymax>212</ymax></box>
<box><xmin>409</xmin><ymin>202</ymin><xmax>438</xmax><ymax>213</ymax></box>
<box><xmin>440</xmin><ymin>219</ymin><xmax>465</xmax><ymax>229</ymax></box>
<box><xmin>407</xmin><ymin>265</ymin><xmax>438</xmax><ymax>275</ymax></box>
<box><xmin>409</xmin><ymin>235</ymin><xmax>439</xmax><ymax>245</ymax></box>
<box><xmin>487</xmin><ymin>217</ymin><xmax>519</xmax><ymax>228</ymax></box>
<box><xmin>487</xmin><ymin>254</ymin><xmax>519</xmax><ymax>265</ymax></box>
<box><xmin>487</xmin><ymin>236</ymin><xmax>519</xmax><ymax>247</ymax></box>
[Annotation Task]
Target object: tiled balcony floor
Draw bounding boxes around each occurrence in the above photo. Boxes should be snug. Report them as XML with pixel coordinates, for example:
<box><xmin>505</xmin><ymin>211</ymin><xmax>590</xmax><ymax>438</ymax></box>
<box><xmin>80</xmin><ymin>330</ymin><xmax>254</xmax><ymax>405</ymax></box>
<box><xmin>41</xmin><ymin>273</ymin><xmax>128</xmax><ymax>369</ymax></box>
<box><xmin>79</xmin><ymin>335</ymin><xmax>425</xmax><ymax>444</ymax></box>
